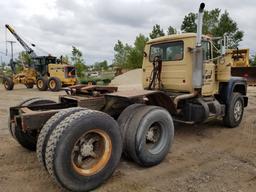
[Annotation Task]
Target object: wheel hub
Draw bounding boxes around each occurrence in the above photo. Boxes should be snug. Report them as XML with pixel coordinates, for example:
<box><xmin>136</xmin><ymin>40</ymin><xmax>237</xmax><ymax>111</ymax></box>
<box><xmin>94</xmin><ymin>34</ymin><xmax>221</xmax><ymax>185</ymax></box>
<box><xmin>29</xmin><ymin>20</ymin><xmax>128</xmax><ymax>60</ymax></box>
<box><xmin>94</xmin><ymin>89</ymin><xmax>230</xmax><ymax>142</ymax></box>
<box><xmin>146</xmin><ymin>128</ymin><xmax>156</xmax><ymax>142</ymax></box>
<box><xmin>80</xmin><ymin>138</ymin><xmax>96</xmax><ymax>157</ymax></box>
<box><xmin>146</xmin><ymin>126</ymin><xmax>160</xmax><ymax>143</ymax></box>
<box><xmin>234</xmin><ymin>100</ymin><xmax>242</xmax><ymax>121</ymax></box>
<box><xmin>71</xmin><ymin>129</ymin><xmax>112</xmax><ymax>176</ymax></box>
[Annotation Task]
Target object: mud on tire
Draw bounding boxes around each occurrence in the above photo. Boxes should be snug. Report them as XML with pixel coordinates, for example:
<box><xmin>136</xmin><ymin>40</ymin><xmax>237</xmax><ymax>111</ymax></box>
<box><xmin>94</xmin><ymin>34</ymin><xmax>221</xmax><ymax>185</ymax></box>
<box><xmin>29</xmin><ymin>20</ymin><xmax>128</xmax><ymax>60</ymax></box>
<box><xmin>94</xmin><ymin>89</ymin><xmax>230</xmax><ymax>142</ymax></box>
<box><xmin>45</xmin><ymin>110</ymin><xmax>122</xmax><ymax>191</ymax></box>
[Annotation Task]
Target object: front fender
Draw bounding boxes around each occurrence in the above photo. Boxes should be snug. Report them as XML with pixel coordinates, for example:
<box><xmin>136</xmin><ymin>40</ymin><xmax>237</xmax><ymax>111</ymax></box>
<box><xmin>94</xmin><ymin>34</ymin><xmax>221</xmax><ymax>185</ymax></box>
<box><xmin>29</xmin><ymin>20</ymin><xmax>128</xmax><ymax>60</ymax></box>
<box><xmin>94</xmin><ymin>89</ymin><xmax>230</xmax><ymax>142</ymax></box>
<box><xmin>219</xmin><ymin>77</ymin><xmax>248</xmax><ymax>107</ymax></box>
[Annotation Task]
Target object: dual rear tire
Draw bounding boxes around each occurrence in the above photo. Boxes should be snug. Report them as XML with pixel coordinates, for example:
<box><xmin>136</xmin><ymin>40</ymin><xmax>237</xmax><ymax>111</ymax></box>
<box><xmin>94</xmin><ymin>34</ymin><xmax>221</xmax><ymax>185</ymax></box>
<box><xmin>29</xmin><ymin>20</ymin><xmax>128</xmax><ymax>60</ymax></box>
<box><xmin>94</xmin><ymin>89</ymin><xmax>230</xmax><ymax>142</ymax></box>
<box><xmin>37</xmin><ymin>109</ymin><xmax>122</xmax><ymax>192</ymax></box>
<box><xmin>38</xmin><ymin>105</ymin><xmax>174</xmax><ymax>191</ymax></box>
<box><xmin>118</xmin><ymin>104</ymin><xmax>174</xmax><ymax>167</ymax></box>
<box><xmin>36</xmin><ymin>77</ymin><xmax>62</xmax><ymax>91</ymax></box>
<box><xmin>12</xmin><ymin>102</ymin><xmax>174</xmax><ymax>191</ymax></box>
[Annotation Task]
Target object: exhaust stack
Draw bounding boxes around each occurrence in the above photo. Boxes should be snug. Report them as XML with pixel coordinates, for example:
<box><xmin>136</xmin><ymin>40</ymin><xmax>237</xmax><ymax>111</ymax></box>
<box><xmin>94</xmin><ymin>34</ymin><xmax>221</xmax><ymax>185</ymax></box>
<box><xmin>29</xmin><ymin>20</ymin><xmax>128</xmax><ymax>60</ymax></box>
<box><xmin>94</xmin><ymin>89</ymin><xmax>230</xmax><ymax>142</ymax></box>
<box><xmin>192</xmin><ymin>3</ymin><xmax>205</xmax><ymax>89</ymax></box>
<box><xmin>196</xmin><ymin>3</ymin><xmax>205</xmax><ymax>47</ymax></box>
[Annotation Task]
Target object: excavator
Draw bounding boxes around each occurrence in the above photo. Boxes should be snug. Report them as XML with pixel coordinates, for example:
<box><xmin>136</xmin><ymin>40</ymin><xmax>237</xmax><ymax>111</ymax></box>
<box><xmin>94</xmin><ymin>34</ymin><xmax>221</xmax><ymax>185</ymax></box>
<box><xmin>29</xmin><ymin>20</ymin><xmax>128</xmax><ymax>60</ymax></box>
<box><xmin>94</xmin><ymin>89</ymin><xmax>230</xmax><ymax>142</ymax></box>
<box><xmin>2</xmin><ymin>24</ymin><xmax>77</xmax><ymax>91</ymax></box>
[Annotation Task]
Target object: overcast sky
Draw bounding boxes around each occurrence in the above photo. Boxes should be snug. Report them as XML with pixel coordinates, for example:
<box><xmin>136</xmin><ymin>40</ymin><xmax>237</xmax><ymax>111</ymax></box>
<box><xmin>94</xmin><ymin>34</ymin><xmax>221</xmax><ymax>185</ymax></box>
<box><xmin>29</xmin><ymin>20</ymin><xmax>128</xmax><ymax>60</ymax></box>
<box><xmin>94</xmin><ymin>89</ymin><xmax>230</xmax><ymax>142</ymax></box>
<box><xmin>0</xmin><ymin>0</ymin><xmax>255</xmax><ymax>65</ymax></box>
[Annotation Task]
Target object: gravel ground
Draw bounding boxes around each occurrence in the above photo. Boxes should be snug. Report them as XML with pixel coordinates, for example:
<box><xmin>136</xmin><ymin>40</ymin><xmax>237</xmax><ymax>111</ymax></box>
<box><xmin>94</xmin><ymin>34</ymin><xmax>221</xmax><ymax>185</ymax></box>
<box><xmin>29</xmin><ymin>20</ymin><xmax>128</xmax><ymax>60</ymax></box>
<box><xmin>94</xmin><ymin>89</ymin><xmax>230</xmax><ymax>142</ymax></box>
<box><xmin>0</xmin><ymin>80</ymin><xmax>256</xmax><ymax>192</ymax></box>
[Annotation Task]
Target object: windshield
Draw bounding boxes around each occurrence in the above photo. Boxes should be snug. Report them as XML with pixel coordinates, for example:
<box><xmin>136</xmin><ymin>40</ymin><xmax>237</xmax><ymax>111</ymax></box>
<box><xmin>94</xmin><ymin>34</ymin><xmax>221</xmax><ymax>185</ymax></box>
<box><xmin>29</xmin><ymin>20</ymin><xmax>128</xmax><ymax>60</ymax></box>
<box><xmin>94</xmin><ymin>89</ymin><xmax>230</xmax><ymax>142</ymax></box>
<box><xmin>149</xmin><ymin>41</ymin><xmax>184</xmax><ymax>62</ymax></box>
<box><xmin>66</xmin><ymin>66</ymin><xmax>76</xmax><ymax>77</ymax></box>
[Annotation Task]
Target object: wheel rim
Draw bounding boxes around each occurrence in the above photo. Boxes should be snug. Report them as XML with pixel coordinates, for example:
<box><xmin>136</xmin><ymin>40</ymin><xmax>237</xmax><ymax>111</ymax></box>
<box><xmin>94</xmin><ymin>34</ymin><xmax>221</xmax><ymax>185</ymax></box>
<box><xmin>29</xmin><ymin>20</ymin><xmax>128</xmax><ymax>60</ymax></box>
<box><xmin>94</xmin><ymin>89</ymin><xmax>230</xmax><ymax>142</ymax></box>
<box><xmin>145</xmin><ymin>122</ymin><xmax>165</xmax><ymax>154</ymax></box>
<box><xmin>37</xmin><ymin>80</ymin><xmax>43</xmax><ymax>88</ymax></box>
<box><xmin>49</xmin><ymin>80</ymin><xmax>56</xmax><ymax>89</ymax></box>
<box><xmin>234</xmin><ymin>99</ymin><xmax>243</xmax><ymax>121</ymax></box>
<box><xmin>71</xmin><ymin>129</ymin><xmax>112</xmax><ymax>176</ymax></box>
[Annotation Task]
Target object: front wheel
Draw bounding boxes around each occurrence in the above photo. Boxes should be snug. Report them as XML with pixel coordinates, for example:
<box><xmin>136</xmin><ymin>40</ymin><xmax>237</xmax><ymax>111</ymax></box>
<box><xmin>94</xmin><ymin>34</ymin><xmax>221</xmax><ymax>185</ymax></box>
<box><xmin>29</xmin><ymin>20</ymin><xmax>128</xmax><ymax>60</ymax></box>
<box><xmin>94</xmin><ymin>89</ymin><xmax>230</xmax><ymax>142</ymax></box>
<box><xmin>223</xmin><ymin>93</ymin><xmax>244</xmax><ymax>128</ymax></box>
<box><xmin>45</xmin><ymin>110</ymin><xmax>122</xmax><ymax>191</ymax></box>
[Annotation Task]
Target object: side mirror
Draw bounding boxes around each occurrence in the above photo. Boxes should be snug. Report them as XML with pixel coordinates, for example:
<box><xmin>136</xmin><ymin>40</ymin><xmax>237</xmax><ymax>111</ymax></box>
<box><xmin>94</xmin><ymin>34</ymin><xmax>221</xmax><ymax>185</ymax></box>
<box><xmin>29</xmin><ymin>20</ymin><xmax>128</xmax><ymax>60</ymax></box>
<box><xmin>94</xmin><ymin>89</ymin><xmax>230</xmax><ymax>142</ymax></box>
<box><xmin>220</xmin><ymin>34</ymin><xmax>229</xmax><ymax>55</ymax></box>
<box><xmin>221</xmin><ymin>39</ymin><xmax>226</xmax><ymax>55</ymax></box>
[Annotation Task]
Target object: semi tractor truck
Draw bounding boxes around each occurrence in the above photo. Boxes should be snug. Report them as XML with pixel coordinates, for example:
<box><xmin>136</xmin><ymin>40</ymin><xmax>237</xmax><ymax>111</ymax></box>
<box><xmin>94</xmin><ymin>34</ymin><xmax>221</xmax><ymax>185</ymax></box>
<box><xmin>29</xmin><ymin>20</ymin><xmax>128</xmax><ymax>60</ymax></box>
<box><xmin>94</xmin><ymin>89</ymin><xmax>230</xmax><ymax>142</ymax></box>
<box><xmin>8</xmin><ymin>3</ymin><xmax>247</xmax><ymax>191</ymax></box>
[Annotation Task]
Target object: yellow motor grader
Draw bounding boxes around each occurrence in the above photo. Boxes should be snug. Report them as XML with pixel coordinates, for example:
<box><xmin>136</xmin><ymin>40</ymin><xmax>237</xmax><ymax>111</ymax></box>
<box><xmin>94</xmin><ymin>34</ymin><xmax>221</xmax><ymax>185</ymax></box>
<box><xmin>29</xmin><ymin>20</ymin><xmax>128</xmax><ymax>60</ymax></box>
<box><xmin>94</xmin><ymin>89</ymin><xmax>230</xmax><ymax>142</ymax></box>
<box><xmin>2</xmin><ymin>24</ymin><xmax>77</xmax><ymax>91</ymax></box>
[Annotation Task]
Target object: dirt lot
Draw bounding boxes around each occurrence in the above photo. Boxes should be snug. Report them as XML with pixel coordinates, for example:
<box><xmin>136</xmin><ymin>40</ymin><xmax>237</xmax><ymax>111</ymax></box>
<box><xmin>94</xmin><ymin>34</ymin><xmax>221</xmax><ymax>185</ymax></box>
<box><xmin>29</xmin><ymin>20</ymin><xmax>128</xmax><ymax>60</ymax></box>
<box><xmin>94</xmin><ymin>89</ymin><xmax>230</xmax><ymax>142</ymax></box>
<box><xmin>0</xmin><ymin>84</ymin><xmax>256</xmax><ymax>192</ymax></box>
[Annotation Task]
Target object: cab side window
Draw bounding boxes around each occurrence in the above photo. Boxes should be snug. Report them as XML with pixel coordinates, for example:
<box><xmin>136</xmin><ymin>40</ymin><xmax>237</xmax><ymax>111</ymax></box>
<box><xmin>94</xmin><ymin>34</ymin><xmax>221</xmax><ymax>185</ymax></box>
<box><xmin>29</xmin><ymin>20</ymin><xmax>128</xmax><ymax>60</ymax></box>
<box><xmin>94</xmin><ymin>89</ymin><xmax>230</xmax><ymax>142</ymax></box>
<box><xmin>150</xmin><ymin>41</ymin><xmax>184</xmax><ymax>62</ymax></box>
<box><xmin>202</xmin><ymin>41</ymin><xmax>212</xmax><ymax>60</ymax></box>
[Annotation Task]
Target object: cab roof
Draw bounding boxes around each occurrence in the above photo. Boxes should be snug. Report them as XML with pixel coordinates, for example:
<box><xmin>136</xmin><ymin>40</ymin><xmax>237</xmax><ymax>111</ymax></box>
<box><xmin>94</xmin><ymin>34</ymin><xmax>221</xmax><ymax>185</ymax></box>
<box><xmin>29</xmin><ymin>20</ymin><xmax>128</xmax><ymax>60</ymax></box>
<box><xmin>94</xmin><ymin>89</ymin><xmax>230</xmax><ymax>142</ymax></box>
<box><xmin>146</xmin><ymin>33</ymin><xmax>211</xmax><ymax>44</ymax></box>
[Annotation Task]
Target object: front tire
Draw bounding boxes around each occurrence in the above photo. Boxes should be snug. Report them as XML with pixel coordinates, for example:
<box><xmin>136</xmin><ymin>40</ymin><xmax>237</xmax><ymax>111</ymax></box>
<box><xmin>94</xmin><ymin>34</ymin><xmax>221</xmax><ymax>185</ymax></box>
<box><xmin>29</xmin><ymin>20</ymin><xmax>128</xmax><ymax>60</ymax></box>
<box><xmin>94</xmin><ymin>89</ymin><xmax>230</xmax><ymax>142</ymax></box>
<box><xmin>45</xmin><ymin>110</ymin><xmax>122</xmax><ymax>191</ymax></box>
<box><xmin>223</xmin><ymin>93</ymin><xmax>244</xmax><ymax>128</ymax></box>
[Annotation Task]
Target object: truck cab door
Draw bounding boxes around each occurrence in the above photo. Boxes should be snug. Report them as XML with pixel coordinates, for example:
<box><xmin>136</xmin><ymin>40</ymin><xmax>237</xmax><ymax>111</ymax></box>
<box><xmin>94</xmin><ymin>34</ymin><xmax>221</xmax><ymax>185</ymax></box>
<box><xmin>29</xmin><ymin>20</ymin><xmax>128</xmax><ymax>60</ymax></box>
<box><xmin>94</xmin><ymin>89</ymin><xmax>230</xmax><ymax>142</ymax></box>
<box><xmin>202</xmin><ymin>41</ymin><xmax>217</xmax><ymax>96</ymax></box>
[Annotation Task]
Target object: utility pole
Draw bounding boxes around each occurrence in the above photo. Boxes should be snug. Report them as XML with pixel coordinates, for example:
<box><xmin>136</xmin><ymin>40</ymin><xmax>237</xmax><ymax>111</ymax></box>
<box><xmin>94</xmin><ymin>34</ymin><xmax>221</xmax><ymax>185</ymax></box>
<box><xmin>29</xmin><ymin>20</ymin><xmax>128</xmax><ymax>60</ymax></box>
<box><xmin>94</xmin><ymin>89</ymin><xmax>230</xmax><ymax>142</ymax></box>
<box><xmin>6</xmin><ymin>40</ymin><xmax>16</xmax><ymax>73</ymax></box>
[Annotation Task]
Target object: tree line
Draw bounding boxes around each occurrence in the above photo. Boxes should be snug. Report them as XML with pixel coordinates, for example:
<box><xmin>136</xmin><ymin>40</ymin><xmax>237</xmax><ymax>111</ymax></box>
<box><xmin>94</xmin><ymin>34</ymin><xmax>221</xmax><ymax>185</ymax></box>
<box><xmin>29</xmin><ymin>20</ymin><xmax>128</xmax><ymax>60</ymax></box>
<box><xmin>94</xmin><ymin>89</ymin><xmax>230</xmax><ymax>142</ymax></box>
<box><xmin>113</xmin><ymin>7</ymin><xmax>246</xmax><ymax>69</ymax></box>
<box><xmin>4</xmin><ymin>7</ymin><xmax>256</xmax><ymax>76</ymax></box>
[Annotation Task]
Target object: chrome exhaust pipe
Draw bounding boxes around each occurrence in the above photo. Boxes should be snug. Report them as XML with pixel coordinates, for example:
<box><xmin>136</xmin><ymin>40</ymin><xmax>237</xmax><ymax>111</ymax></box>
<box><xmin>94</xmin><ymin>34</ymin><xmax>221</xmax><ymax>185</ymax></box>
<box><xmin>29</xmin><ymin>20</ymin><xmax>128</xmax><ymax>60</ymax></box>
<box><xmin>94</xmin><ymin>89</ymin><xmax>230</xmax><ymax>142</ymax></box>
<box><xmin>192</xmin><ymin>2</ymin><xmax>205</xmax><ymax>89</ymax></box>
<box><xmin>196</xmin><ymin>3</ymin><xmax>205</xmax><ymax>47</ymax></box>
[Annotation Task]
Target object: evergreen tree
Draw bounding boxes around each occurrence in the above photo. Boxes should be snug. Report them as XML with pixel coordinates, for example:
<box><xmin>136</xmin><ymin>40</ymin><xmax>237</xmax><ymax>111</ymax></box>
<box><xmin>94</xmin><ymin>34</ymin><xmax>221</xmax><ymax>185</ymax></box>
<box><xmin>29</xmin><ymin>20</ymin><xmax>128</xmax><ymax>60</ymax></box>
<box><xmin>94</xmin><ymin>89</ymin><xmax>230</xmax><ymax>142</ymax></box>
<box><xmin>149</xmin><ymin>24</ymin><xmax>165</xmax><ymax>39</ymax></box>
<box><xmin>181</xmin><ymin>9</ymin><xmax>243</xmax><ymax>48</ymax></box>
<box><xmin>167</xmin><ymin>26</ymin><xmax>177</xmax><ymax>35</ymax></box>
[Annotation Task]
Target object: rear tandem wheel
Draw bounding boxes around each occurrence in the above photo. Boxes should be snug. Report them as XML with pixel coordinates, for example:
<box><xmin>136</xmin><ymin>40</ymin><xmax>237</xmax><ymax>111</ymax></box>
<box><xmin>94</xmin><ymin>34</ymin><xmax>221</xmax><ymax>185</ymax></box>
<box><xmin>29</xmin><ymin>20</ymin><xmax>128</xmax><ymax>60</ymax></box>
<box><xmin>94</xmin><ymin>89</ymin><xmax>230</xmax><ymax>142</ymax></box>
<box><xmin>119</xmin><ymin>105</ymin><xmax>174</xmax><ymax>167</ymax></box>
<box><xmin>44</xmin><ymin>110</ymin><xmax>122</xmax><ymax>191</ymax></box>
<box><xmin>9</xmin><ymin>98</ymin><xmax>56</xmax><ymax>151</ymax></box>
<box><xmin>36</xmin><ymin>107</ymin><xmax>85</xmax><ymax>169</ymax></box>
